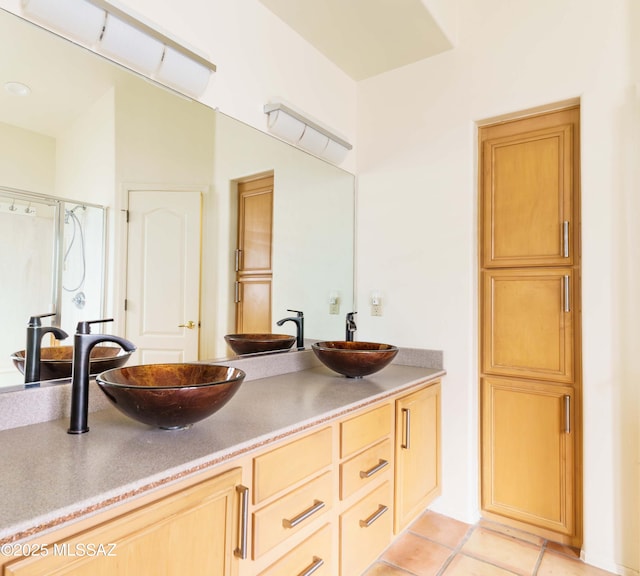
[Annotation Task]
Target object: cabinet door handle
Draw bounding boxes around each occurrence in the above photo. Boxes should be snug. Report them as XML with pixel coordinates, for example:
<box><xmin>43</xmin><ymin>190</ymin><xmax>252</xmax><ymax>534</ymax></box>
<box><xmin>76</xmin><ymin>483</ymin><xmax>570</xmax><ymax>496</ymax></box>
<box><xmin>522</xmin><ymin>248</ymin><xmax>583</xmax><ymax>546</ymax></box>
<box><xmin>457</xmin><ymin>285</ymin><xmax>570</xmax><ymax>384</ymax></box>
<box><xmin>297</xmin><ymin>556</ymin><xmax>324</xmax><ymax>576</ymax></box>
<box><xmin>235</xmin><ymin>248</ymin><xmax>242</xmax><ymax>272</ymax></box>
<box><xmin>563</xmin><ymin>221</ymin><xmax>570</xmax><ymax>258</ymax></box>
<box><xmin>564</xmin><ymin>395</ymin><xmax>571</xmax><ymax>434</ymax></box>
<box><xmin>283</xmin><ymin>500</ymin><xmax>325</xmax><ymax>529</ymax></box>
<box><xmin>401</xmin><ymin>407</ymin><xmax>411</xmax><ymax>449</ymax></box>
<box><xmin>564</xmin><ymin>275</ymin><xmax>571</xmax><ymax>312</ymax></box>
<box><xmin>234</xmin><ymin>281</ymin><xmax>240</xmax><ymax>303</ymax></box>
<box><xmin>359</xmin><ymin>504</ymin><xmax>389</xmax><ymax>528</ymax></box>
<box><xmin>234</xmin><ymin>485</ymin><xmax>249</xmax><ymax>559</ymax></box>
<box><xmin>360</xmin><ymin>459</ymin><xmax>389</xmax><ymax>479</ymax></box>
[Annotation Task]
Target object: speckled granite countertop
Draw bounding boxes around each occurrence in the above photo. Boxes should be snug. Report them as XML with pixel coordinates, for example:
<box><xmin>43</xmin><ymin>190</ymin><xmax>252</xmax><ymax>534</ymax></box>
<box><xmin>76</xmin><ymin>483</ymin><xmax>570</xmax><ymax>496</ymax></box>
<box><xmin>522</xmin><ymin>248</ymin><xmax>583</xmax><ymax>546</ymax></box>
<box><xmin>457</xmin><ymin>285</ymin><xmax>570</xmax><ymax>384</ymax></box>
<box><xmin>0</xmin><ymin>352</ymin><xmax>443</xmax><ymax>545</ymax></box>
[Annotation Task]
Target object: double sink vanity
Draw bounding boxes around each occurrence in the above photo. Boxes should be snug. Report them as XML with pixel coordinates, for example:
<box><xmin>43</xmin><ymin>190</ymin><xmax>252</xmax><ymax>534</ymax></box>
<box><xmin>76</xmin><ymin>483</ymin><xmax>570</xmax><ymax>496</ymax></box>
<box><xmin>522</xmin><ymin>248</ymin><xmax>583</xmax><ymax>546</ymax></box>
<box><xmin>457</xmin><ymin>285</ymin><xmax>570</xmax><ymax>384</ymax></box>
<box><xmin>0</xmin><ymin>345</ymin><xmax>444</xmax><ymax>576</ymax></box>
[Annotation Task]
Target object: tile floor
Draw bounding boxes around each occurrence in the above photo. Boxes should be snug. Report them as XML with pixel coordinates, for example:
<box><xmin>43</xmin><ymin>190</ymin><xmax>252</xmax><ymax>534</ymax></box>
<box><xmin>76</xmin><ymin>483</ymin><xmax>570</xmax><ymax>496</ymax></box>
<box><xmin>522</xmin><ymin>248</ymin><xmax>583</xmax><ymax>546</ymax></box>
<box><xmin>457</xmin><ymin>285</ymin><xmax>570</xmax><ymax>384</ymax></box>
<box><xmin>364</xmin><ymin>511</ymin><xmax>617</xmax><ymax>576</ymax></box>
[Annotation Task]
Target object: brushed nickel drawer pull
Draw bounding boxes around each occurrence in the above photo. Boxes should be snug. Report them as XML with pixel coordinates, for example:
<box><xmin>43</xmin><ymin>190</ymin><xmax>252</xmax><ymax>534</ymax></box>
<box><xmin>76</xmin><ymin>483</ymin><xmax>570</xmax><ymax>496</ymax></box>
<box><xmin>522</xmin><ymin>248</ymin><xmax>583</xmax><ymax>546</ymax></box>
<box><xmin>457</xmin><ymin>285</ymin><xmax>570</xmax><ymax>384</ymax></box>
<box><xmin>359</xmin><ymin>504</ymin><xmax>389</xmax><ymax>528</ymax></box>
<box><xmin>564</xmin><ymin>275</ymin><xmax>571</xmax><ymax>312</ymax></box>
<box><xmin>563</xmin><ymin>221</ymin><xmax>570</xmax><ymax>258</ymax></box>
<box><xmin>234</xmin><ymin>485</ymin><xmax>249</xmax><ymax>559</ymax></box>
<box><xmin>297</xmin><ymin>556</ymin><xmax>324</xmax><ymax>576</ymax></box>
<box><xmin>235</xmin><ymin>248</ymin><xmax>242</xmax><ymax>272</ymax></box>
<box><xmin>360</xmin><ymin>459</ymin><xmax>389</xmax><ymax>479</ymax></box>
<box><xmin>234</xmin><ymin>281</ymin><xmax>240</xmax><ymax>303</ymax></box>
<box><xmin>283</xmin><ymin>500</ymin><xmax>325</xmax><ymax>529</ymax></box>
<box><xmin>401</xmin><ymin>408</ymin><xmax>411</xmax><ymax>449</ymax></box>
<box><xmin>564</xmin><ymin>395</ymin><xmax>571</xmax><ymax>434</ymax></box>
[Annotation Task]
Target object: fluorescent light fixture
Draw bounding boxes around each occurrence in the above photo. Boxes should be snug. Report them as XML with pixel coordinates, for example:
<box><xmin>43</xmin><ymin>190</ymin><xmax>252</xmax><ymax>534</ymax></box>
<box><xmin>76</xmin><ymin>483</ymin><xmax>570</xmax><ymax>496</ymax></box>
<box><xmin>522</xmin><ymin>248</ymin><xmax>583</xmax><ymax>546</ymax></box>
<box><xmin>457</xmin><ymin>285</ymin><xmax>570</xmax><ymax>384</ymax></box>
<box><xmin>264</xmin><ymin>103</ymin><xmax>352</xmax><ymax>165</ymax></box>
<box><xmin>156</xmin><ymin>46</ymin><xmax>212</xmax><ymax>98</ymax></box>
<box><xmin>22</xmin><ymin>0</ymin><xmax>106</xmax><ymax>46</ymax></box>
<box><xmin>99</xmin><ymin>13</ymin><xmax>164</xmax><ymax>75</ymax></box>
<box><xmin>20</xmin><ymin>0</ymin><xmax>216</xmax><ymax>98</ymax></box>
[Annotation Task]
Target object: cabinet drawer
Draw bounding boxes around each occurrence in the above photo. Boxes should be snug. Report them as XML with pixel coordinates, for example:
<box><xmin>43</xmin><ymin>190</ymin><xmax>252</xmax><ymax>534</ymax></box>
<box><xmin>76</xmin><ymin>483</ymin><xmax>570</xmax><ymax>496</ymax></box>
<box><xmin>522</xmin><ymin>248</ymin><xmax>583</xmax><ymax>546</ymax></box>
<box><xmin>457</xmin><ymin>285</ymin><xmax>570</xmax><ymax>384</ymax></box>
<box><xmin>258</xmin><ymin>524</ymin><xmax>332</xmax><ymax>576</ymax></box>
<box><xmin>253</xmin><ymin>427</ymin><xmax>332</xmax><ymax>504</ymax></box>
<box><xmin>340</xmin><ymin>438</ymin><xmax>391</xmax><ymax>500</ymax></box>
<box><xmin>340</xmin><ymin>481</ymin><xmax>393</xmax><ymax>576</ymax></box>
<box><xmin>253</xmin><ymin>471</ymin><xmax>333</xmax><ymax>558</ymax></box>
<box><xmin>340</xmin><ymin>404</ymin><xmax>392</xmax><ymax>458</ymax></box>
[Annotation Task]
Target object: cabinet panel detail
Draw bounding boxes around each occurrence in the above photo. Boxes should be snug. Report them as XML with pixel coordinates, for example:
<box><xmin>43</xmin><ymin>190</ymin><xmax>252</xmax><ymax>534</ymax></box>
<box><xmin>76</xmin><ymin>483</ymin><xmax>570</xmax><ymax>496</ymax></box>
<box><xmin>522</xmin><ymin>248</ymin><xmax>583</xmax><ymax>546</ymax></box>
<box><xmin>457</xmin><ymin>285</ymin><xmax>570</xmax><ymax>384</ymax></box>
<box><xmin>340</xmin><ymin>404</ymin><xmax>392</xmax><ymax>458</ymax></box>
<box><xmin>482</xmin><ymin>268</ymin><xmax>574</xmax><ymax>383</ymax></box>
<box><xmin>481</xmin><ymin>378</ymin><xmax>574</xmax><ymax>535</ymax></box>
<box><xmin>253</xmin><ymin>427</ymin><xmax>332</xmax><ymax>504</ymax></box>
<box><xmin>253</xmin><ymin>471</ymin><xmax>333</xmax><ymax>559</ymax></box>
<box><xmin>340</xmin><ymin>438</ymin><xmax>391</xmax><ymax>500</ymax></box>
<box><xmin>340</xmin><ymin>481</ymin><xmax>392</xmax><ymax>576</ymax></box>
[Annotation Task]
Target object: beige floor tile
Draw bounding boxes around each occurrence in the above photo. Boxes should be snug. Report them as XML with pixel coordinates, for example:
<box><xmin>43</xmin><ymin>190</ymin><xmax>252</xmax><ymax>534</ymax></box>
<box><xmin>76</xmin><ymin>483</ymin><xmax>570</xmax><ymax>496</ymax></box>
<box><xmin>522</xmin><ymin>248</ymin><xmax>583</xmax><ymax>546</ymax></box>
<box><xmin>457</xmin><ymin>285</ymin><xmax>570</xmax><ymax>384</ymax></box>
<box><xmin>363</xmin><ymin>561</ymin><xmax>413</xmax><ymax>576</ymax></box>
<box><xmin>545</xmin><ymin>541</ymin><xmax>582</xmax><ymax>559</ymax></box>
<box><xmin>477</xmin><ymin>519</ymin><xmax>545</xmax><ymax>546</ymax></box>
<box><xmin>410</xmin><ymin>511</ymin><xmax>472</xmax><ymax>549</ymax></box>
<box><xmin>537</xmin><ymin>551</ymin><xmax>617</xmax><ymax>576</ymax></box>
<box><xmin>461</xmin><ymin>528</ymin><xmax>541</xmax><ymax>576</ymax></box>
<box><xmin>442</xmin><ymin>554</ymin><xmax>520</xmax><ymax>575</ymax></box>
<box><xmin>382</xmin><ymin>532</ymin><xmax>452</xmax><ymax>576</ymax></box>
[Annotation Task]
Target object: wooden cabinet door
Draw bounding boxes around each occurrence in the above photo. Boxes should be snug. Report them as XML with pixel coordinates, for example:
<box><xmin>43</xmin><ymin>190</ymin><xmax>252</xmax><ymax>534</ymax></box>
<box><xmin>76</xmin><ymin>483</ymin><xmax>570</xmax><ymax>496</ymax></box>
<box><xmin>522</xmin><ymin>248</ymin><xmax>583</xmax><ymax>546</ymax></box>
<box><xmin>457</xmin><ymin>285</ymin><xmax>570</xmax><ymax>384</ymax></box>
<box><xmin>394</xmin><ymin>382</ymin><xmax>441</xmax><ymax>533</ymax></box>
<box><xmin>482</xmin><ymin>268</ymin><xmax>574</xmax><ymax>383</ymax></box>
<box><xmin>481</xmin><ymin>108</ymin><xmax>578</xmax><ymax>268</ymax></box>
<box><xmin>5</xmin><ymin>468</ymin><xmax>243</xmax><ymax>576</ymax></box>
<box><xmin>235</xmin><ymin>175</ymin><xmax>273</xmax><ymax>333</ymax></box>
<box><xmin>481</xmin><ymin>378</ymin><xmax>575</xmax><ymax>536</ymax></box>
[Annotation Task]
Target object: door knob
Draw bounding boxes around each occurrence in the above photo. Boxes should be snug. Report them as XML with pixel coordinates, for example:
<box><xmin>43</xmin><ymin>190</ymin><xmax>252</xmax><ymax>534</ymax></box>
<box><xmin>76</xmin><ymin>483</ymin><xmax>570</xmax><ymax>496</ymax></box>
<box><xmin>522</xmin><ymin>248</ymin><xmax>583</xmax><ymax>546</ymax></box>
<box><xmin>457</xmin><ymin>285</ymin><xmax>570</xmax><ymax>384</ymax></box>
<box><xmin>178</xmin><ymin>320</ymin><xmax>196</xmax><ymax>329</ymax></box>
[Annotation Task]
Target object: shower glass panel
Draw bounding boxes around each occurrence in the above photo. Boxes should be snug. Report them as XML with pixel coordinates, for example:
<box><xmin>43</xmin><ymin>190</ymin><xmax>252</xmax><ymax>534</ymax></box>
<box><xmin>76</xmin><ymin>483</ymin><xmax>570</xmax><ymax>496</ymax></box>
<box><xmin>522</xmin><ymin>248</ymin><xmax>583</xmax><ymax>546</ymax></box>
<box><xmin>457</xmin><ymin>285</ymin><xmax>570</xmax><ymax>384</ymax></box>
<box><xmin>0</xmin><ymin>191</ymin><xmax>59</xmax><ymax>387</ymax></box>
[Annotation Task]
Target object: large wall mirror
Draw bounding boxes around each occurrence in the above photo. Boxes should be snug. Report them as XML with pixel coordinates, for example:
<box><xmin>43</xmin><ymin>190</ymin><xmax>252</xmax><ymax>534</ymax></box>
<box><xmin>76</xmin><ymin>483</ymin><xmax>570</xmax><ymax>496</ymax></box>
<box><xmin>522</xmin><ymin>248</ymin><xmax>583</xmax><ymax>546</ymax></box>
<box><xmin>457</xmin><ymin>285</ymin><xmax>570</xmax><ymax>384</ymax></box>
<box><xmin>0</xmin><ymin>8</ymin><xmax>355</xmax><ymax>389</ymax></box>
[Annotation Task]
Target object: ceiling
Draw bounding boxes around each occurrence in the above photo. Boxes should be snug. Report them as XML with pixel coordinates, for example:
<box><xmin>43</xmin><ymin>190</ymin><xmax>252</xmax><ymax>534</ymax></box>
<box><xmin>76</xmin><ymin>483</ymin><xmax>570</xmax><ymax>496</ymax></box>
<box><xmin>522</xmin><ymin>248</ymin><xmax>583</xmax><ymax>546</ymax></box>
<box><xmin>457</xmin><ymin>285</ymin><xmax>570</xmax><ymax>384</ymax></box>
<box><xmin>257</xmin><ymin>0</ymin><xmax>453</xmax><ymax>80</ymax></box>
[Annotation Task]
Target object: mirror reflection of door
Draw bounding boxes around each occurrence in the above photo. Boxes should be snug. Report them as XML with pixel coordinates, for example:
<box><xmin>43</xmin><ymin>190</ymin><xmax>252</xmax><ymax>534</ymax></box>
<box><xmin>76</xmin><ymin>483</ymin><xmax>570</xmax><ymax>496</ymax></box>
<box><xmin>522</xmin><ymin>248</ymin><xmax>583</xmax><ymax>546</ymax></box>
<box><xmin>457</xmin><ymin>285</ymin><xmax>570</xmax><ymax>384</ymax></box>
<box><xmin>235</xmin><ymin>175</ymin><xmax>273</xmax><ymax>333</ymax></box>
<box><xmin>125</xmin><ymin>190</ymin><xmax>202</xmax><ymax>364</ymax></box>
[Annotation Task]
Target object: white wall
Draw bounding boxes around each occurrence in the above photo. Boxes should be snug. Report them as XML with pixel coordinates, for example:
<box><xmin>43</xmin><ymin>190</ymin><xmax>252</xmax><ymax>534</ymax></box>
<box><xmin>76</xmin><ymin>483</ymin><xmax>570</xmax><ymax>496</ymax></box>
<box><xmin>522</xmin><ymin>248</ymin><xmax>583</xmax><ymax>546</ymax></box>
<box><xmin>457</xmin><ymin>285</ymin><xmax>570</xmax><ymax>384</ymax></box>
<box><xmin>357</xmin><ymin>0</ymin><xmax>639</xmax><ymax>573</ymax></box>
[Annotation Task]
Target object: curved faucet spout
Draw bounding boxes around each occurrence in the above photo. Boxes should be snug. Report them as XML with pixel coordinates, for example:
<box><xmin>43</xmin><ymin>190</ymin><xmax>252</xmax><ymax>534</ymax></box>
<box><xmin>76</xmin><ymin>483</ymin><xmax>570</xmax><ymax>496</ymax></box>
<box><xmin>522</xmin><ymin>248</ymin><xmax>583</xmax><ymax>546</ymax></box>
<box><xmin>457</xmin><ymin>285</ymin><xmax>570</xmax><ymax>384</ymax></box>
<box><xmin>25</xmin><ymin>313</ymin><xmax>69</xmax><ymax>384</ymax></box>
<box><xmin>68</xmin><ymin>320</ymin><xmax>136</xmax><ymax>434</ymax></box>
<box><xmin>276</xmin><ymin>309</ymin><xmax>304</xmax><ymax>350</ymax></box>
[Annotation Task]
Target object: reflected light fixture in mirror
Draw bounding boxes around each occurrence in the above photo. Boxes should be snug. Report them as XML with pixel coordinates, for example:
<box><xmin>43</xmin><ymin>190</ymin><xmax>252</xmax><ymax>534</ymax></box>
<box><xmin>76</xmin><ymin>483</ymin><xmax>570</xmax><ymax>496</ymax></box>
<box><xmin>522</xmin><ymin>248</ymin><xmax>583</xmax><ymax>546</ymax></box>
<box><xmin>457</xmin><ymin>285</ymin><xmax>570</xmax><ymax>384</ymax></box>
<box><xmin>264</xmin><ymin>102</ymin><xmax>352</xmax><ymax>164</ymax></box>
<box><xmin>21</xmin><ymin>0</ymin><xmax>216</xmax><ymax>98</ymax></box>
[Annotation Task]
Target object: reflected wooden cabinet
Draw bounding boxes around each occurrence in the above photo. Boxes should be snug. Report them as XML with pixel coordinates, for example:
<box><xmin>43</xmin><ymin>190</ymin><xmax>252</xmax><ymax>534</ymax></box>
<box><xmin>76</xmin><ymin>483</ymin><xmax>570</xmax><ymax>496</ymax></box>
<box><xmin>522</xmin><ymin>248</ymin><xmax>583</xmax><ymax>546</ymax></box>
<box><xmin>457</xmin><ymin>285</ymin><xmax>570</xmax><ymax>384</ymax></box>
<box><xmin>482</xmin><ymin>268</ymin><xmax>575</xmax><ymax>383</ymax></box>
<box><xmin>5</xmin><ymin>468</ymin><xmax>243</xmax><ymax>576</ymax></box>
<box><xmin>481</xmin><ymin>377</ymin><xmax>575</xmax><ymax>536</ymax></box>
<box><xmin>394</xmin><ymin>381</ymin><xmax>441</xmax><ymax>533</ymax></box>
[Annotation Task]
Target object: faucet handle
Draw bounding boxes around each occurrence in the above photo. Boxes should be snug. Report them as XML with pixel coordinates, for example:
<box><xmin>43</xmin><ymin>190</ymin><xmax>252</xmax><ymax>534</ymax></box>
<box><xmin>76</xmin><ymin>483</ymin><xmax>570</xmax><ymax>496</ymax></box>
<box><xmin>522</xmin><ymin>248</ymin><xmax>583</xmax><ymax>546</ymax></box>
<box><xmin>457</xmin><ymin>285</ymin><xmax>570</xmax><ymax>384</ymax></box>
<box><xmin>76</xmin><ymin>318</ymin><xmax>115</xmax><ymax>335</ymax></box>
<box><xmin>287</xmin><ymin>309</ymin><xmax>304</xmax><ymax>317</ymax></box>
<box><xmin>28</xmin><ymin>312</ymin><xmax>57</xmax><ymax>327</ymax></box>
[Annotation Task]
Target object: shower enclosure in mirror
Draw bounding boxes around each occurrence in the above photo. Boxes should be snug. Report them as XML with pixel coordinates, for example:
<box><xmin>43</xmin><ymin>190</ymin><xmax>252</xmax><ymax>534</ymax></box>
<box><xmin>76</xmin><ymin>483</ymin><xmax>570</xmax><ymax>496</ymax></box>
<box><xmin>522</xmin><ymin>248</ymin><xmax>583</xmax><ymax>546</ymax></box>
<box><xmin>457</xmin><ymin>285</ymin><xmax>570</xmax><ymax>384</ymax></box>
<box><xmin>0</xmin><ymin>188</ymin><xmax>105</xmax><ymax>388</ymax></box>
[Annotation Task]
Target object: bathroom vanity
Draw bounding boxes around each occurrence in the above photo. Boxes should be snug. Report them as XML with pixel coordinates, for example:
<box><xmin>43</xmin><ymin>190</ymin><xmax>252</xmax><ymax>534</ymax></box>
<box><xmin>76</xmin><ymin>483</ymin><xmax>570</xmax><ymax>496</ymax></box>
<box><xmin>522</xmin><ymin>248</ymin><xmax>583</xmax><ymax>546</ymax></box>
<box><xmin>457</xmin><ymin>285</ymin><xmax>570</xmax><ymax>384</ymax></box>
<box><xmin>0</xmin><ymin>350</ymin><xmax>443</xmax><ymax>575</ymax></box>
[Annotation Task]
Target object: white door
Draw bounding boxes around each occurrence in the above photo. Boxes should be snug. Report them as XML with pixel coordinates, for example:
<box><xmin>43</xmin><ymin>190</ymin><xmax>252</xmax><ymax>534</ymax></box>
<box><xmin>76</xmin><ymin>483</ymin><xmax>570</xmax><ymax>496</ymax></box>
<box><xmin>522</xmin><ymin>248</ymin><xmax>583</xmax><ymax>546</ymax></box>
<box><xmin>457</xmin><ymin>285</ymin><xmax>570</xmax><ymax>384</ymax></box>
<box><xmin>125</xmin><ymin>190</ymin><xmax>201</xmax><ymax>364</ymax></box>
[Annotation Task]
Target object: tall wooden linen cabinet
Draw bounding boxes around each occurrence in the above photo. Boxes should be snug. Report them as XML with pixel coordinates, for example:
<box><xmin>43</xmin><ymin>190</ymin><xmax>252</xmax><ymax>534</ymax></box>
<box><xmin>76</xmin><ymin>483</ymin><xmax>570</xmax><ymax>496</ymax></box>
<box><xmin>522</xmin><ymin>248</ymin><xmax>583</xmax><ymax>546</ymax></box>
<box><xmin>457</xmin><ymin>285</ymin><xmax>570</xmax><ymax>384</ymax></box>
<box><xmin>479</xmin><ymin>106</ymin><xmax>582</xmax><ymax>547</ymax></box>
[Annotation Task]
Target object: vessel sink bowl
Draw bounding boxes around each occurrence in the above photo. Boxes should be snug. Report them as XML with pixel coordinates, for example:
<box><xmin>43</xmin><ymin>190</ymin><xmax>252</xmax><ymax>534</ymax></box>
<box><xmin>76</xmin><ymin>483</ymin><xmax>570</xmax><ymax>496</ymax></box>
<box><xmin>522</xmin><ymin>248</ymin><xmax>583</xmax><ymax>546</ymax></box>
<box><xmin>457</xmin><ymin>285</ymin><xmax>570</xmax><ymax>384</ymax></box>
<box><xmin>224</xmin><ymin>333</ymin><xmax>296</xmax><ymax>355</ymax></box>
<box><xmin>311</xmin><ymin>341</ymin><xmax>399</xmax><ymax>378</ymax></box>
<box><xmin>96</xmin><ymin>363</ymin><xmax>246</xmax><ymax>429</ymax></box>
<box><xmin>11</xmin><ymin>346</ymin><xmax>133</xmax><ymax>381</ymax></box>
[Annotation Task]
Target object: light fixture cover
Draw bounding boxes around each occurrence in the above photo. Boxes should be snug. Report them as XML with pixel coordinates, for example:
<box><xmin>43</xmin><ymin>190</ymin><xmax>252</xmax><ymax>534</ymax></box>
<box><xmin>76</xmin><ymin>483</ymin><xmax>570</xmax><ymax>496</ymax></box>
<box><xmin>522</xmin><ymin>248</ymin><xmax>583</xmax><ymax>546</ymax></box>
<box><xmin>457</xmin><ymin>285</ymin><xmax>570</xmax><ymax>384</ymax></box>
<box><xmin>21</xmin><ymin>0</ymin><xmax>105</xmax><ymax>46</ymax></box>
<box><xmin>99</xmin><ymin>13</ymin><xmax>164</xmax><ymax>75</ymax></box>
<box><xmin>321</xmin><ymin>139</ymin><xmax>349</xmax><ymax>164</ymax></box>
<box><xmin>297</xmin><ymin>125</ymin><xmax>329</xmax><ymax>156</ymax></box>
<box><xmin>267</xmin><ymin>109</ymin><xmax>305</xmax><ymax>143</ymax></box>
<box><xmin>156</xmin><ymin>46</ymin><xmax>211</xmax><ymax>97</ymax></box>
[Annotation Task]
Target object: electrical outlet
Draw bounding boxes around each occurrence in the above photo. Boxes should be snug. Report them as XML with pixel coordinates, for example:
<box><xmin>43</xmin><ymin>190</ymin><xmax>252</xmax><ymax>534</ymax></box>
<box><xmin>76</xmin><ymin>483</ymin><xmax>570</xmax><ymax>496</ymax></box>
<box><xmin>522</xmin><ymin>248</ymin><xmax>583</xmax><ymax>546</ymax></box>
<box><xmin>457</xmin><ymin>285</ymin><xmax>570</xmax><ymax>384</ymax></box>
<box><xmin>329</xmin><ymin>301</ymin><xmax>340</xmax><ymax>315</ymax></box>
<box><xmin>371</xmin><ymin>303</ymin><xmax>383</xmax><ymax>316</ymax></box>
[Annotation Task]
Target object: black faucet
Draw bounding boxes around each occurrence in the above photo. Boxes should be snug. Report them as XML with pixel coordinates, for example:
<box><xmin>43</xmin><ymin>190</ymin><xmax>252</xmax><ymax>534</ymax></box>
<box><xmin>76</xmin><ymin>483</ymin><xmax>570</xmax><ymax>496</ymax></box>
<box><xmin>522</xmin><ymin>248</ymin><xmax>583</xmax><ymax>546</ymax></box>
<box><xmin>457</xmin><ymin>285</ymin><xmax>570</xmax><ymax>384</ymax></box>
<box><xmin>276</xmin><ymin>310</ymin><xmax>304</xmax><ymax>350</ymax></box>
<box><xmin>25</xmin><ymin>313</ymin><xmax>69</xmax><ymax>384</ymax></box>
<box><xmin>345</xmin><ymin>311</ymin><xmax>357</xmax><ymax>342</ymax></box>
<box><xmin>68</xmin><ymin>319</ymin><xmax>136</xmax><ymax>434</ymax></box>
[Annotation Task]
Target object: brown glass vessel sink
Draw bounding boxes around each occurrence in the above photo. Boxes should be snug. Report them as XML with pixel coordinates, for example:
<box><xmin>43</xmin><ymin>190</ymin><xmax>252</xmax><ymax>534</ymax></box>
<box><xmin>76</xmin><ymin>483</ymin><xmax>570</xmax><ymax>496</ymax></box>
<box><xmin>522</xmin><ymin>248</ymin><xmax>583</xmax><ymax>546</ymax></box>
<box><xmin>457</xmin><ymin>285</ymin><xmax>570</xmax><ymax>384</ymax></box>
<box><xmin>96</xmin><ymin>363</ymin><xmax>246</xmax><ymax>429</ymax></box>
<box><xmin>224</xmin><ymin>333</ymin><xmax>296</xmax><ymax>355</ymax></box>
<box><xmin>11</xmin><ymin>346</ymin><xmax>133</xmax><ymax>381</ymax></box>
<box><xmin>311</xmin><ymin>341</ymin><xmax>399</xmax><ymax>378</ymax></box>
